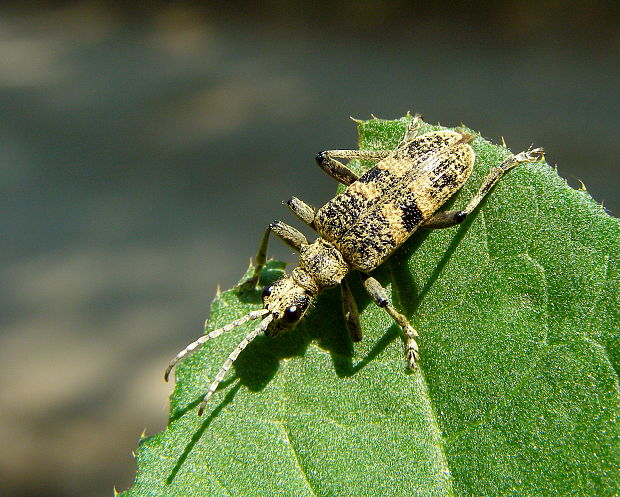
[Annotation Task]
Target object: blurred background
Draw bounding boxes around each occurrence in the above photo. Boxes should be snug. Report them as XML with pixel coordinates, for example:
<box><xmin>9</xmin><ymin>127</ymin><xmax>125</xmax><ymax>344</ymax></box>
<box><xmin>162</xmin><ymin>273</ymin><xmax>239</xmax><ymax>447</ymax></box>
<box><xmin>1</xmin><ymin>2</ymin><xmax>618</xmax><ymax>496</ymax></box>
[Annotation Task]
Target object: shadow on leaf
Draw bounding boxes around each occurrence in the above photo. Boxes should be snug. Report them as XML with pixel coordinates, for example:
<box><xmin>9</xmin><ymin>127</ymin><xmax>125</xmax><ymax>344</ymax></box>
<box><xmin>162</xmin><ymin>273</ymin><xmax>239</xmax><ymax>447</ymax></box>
<box><xmin>167</xmin><ymin>383</ymin><xmax>242</xmax><ymax>485</ymax></box>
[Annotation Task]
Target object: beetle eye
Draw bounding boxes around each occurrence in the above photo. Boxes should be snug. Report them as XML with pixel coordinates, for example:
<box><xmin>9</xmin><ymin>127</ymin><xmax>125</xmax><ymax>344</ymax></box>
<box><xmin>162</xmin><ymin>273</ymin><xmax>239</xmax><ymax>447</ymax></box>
<box><xmin>262</xmin><ymin>285</ymin><xmax>272</xmax><ymax>299</ymax></box>
<box><xmin>283</xmin><ymin>305</ymin><xmax>302</xmax><ymax>322</ymax></box>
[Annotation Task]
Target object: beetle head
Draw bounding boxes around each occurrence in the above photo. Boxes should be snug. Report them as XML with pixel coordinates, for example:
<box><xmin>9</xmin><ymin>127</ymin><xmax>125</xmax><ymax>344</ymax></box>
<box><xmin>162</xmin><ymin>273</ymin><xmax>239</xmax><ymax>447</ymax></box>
<box><xmin>261</xmin><ymin>273</ymin><xmax>313</xmax><ymax>337</ymax></box>
<box><xmin>165</xmin><ymin>272</ymin><xmax>314</xmax><ymax>415</ymax></box>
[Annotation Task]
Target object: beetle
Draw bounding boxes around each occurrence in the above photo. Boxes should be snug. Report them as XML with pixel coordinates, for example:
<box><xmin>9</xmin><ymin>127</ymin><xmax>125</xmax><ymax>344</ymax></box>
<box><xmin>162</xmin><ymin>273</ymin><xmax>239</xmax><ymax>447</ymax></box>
<box><xmin>165</xmin><ymin>115</ymin><xmax>544</xmax><ymax>415</ymax></box>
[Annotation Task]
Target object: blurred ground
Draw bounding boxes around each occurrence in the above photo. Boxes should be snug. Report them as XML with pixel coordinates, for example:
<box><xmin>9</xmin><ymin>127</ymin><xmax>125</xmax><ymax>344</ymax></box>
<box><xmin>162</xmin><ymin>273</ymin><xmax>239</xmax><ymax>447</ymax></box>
<box><xmin>0</xmin><ymin>2</ymin><xmax>618</xmax><ymax>496</ymax></box>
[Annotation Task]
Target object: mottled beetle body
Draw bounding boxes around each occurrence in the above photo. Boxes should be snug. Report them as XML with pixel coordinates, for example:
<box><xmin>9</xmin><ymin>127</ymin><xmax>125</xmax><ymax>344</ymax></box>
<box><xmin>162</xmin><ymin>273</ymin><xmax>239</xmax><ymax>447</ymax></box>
<box><xmin>315</xmin><ymin>130</ymin><xmax>475</xmax><ymax>271</ymax></box>
<box><xmin>165</xmin><ymin>116</ymin><xmax>543</xmax><ymax>414</ymax></box>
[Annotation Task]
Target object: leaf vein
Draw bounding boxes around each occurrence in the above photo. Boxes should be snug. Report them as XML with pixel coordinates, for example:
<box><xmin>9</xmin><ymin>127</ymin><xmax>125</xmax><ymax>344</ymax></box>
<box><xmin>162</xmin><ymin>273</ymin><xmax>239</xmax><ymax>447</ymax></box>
<box><xmin>273</xmin><ymin>420</ymin><xmax>319</xmax><ymax>497</ymax></box>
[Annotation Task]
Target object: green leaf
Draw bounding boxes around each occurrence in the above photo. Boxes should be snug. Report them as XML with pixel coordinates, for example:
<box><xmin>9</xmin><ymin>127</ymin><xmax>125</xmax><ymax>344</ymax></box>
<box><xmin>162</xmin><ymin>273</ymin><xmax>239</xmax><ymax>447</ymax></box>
<box><xmin>122</xmin><ymin>117</ymin><xmax>620</xmax><ymax>496</ymax></box>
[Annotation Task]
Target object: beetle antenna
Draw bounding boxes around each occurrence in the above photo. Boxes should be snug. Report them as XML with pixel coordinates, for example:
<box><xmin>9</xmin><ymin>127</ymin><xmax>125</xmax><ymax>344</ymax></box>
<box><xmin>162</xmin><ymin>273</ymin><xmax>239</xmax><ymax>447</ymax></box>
<box><xmin>198</xmin><ymin>313</ymin><xmax>274</xmax><ymax>415</ymax></box>
<box><xmin>164</xmin><ymin>308</ymin><xmax>270</xmax><ymax>382</ymax></box>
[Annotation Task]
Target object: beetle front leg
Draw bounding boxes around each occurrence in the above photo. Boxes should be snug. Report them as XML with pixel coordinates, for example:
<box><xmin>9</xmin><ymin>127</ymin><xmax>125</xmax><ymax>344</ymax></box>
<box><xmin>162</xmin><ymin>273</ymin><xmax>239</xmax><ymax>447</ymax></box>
<box><xmin>238</xmin><ymin>221</ymin><xmax>308</xmax><ymax>290</ymax></box>
<box><xmin>361</xmin><ymin>273</ymin><xmax>420</xmax><ymax>368</ymax></box>
<box><xmin>421</xmin><ymin>146</ymin><xmax>545</xmax><ymax>230</ymax></box>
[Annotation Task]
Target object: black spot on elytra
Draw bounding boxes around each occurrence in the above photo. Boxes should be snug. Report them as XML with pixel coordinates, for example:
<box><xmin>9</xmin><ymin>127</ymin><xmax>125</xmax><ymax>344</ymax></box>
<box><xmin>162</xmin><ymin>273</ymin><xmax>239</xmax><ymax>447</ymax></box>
<box><xmin>358</xmin><ymin>167</ymin><xmax>385</xmax><ymax>183</ymax></box>
<box><xmin>400</xmin><ymin>201</ymin><xmax>423</xmax><ymax>231</ymax></box>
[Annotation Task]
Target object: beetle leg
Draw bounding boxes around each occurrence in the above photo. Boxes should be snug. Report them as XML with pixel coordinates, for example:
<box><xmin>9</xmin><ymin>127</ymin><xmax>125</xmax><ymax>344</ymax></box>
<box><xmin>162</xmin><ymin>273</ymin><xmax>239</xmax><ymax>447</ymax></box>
<box><xmin>286</xmin><ymin>196</ymin><xmax>317</xmax><ymax>229</ymax></box>
<box><xmin>340</xmin><ymin>277</ymin><xmax>363</xmax><ymax>342</ymax></box>
<box><xmin>460</xmin><ymin>147</ymin><xmax>545</xmax><ymax>217</ymax></box>
<box><xmin>421</xmin><ymin>146</ymin><xmax>545</xmax><ymax>229</ymax></box>
<box><xmin>361</xmin><ymin>273</ymin><xmax>420</xmax><ymax>368</ymax></box>
<box><xmin>315</xmin><ymin>149</ymin><xmax>390</xmax><ymax>186</ymax></box>
<box><xmin>316</xmin><ymin>115</ymin><xmax>422</xmax><ymax>185</ymax></box>
<box><xmin>238</xmin><ymin>221</ymin><xmax>308</xmax><ymax>290</ymax></box>
<box><xmin>419</xmin><ymin>209</ymin><xmax>468</xmax><ymax>229</ymax></box>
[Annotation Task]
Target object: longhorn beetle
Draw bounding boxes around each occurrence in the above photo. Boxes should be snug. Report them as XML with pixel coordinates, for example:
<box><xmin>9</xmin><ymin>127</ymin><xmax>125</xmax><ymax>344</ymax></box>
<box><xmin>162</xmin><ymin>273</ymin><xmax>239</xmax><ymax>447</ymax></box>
<box><xmin>165</xmin><ymin>115</ymin><xmax>544</xmax><ymax>415</ymax></box>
